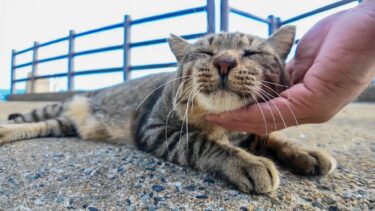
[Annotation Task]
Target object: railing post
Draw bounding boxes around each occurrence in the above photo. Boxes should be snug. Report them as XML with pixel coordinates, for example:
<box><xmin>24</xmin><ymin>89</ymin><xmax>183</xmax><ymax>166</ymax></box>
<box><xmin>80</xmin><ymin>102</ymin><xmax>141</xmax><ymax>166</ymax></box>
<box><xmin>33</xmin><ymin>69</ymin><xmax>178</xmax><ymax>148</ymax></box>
<box><xmin>268</xmin><ymin>15</ymin><xmax>281</xmax><ymax>35</ymax></box>
<box><xmin>10</xmin><ymin>50</ymin><xmax>16</xmax><ymax>94</ymax></box>
<box><xmin>206</xmin><ymin>0</ymin><xmax>215</xmax><ymax>33</ymax></box>
<box><xmin>220</xmin><ymin>0</ymin><xmax>229</xmax><ymax>32</ymax></box>
<box><xmin>67</xmin><ymin>30</ymin><xmax>75</xmax><ymax>91</ymax></box>
<box><xmin>123</xmin><ymin>15</ymin><xmax>131</xmax><ymax>81</ymax></box>
<box><xmin>30</xmin><ymin>41</ymin><xmax>39</xmax><ymax>93</ymax></box>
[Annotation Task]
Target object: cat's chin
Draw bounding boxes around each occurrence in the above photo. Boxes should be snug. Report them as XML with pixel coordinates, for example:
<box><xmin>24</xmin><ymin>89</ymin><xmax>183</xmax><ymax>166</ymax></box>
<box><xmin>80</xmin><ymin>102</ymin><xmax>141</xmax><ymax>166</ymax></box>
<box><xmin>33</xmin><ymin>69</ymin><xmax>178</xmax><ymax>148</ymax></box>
<box><xmin>196</xmin><ymin>90</ymin><xmax>249</xmax><ymax>114</ymax></box>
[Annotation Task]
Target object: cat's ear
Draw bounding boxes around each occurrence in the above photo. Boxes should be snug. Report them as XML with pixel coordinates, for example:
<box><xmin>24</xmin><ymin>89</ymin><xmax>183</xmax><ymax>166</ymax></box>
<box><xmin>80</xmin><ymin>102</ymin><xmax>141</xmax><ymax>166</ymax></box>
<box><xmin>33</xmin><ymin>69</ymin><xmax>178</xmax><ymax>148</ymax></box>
<box><xmin>267</xmin><ymin>25</ymin><xmax>296</xmax><ymax>61</ymax></box>
<box><xmin>168</xmin><ymin>34</ymin><xmax>192</xmax><ymax>62</ymax></box>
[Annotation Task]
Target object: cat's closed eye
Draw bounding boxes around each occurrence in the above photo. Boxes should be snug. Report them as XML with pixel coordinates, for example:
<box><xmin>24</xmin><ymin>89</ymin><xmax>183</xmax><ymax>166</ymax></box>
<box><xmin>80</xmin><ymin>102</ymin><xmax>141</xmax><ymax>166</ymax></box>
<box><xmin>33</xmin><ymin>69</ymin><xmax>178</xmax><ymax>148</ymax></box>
<box><xmin>243</xmin><ymin>50</ymin><xmax>261</xmax><ymax>58</ymax></box>
<box><xmin>196</xmin><ymin>50</ymin><xmax>214</xmax><ymax>56</ymax></box>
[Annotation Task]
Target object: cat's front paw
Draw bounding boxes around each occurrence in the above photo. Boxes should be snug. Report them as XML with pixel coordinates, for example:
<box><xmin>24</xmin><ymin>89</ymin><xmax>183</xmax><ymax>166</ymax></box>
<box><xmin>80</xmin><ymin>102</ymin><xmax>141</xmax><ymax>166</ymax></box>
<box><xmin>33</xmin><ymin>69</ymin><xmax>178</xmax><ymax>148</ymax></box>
<box><xmin>225</xmin><ymin>156</ymin><xmax>280</xmax><ymax>193</ymax></box>
<box><xmin>289</xmin><ymin>149</ymin><xmax>336</xmax><ymax>176</ymax></box>
<box><xmin>306</xmin><ymin>150</ymin><xmax>336</xmax><ymax>175</ymax></box>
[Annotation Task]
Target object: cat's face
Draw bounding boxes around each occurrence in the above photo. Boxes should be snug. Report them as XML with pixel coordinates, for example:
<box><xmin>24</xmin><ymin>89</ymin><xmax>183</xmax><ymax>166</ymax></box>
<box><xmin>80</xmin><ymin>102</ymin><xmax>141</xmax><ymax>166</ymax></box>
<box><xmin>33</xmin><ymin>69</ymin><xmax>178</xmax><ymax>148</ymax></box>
<box><xmin>168</xmin><ymin>26</ymin><xmax>295</xmax><ymax>113</ymax></box>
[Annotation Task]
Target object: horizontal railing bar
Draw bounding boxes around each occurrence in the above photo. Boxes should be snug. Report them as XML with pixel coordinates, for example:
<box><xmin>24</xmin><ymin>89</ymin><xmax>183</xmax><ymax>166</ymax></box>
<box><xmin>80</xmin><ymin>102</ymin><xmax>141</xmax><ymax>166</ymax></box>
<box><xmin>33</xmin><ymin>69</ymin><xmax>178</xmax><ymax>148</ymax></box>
<box><xmin>73</xmin><ymin>67</ymin><xmax>123</xmax><ymax>76</ymax></box>
<box><xmin>74</xmin><ymin>45</ymin><xmax>123</xmax><ymax>57</ymax></box>
<box><xmin>38</xmin><ymin>54</ymin><xmax>68</xmax><ymax>64</ymax></box>
<box><xmin>131</xmin><ymin>6</ymin><xmax>206</xmax><ymax>25</ymax></box>
<box><xmin>130</xmin><ymin>32</ymin><xmax>206</xmax><ymax>48</ymax></box>
<box><xmin>13</xmin><ymin>67</ymin><xmax>125</xmax><ymax>82</ymax></box>
<box><xmin>130</xmin><ymin>62</ymin><xmax>177</xmax><ymax>71</ymax></box>
<box><xmin>13</xmin><ymin>78</ymin><xmax>29</xmax><ymax>83</ymax></box>
<box><xmin>14</xmin><ymin>62</ymin><xmax>179</xmax><ymax>83</ymax></box>
<box><xmin>14</xmin><ymin>73</ymin><xmax>68</xmax><ymax>82</ymax></box>
<box><xmin>281</xmin><ymin>0</ymin><xmax>358</xmax><ymax>25</ymax></box>
<box><xmin>230</xmin><ymin>8</ymin><xmax>269</xmax><ymax>24</ymax></box>
<box><xmin>39</xmin><ymin>37</ymin><xmax>69</xmax><ymax>48</ymax></box>
<box><xmin>75</xmin><ymin>23</ymin><xmax>123</xmax><ymax>38</ymax></box>
<box><xmin>130</xmin><ymin>38</ymin><xmax>168</xmax><ymax>48</ymax></box>
<box><xmin>16</xmin><ymin>37</ymin><xmax>68</xmax><ymax>56</ymax></box>
<box><xmin>35</xmin><ymin>73</ymin><xmax>68</xmax><ymax>80</ymax></box>
<box><xmin>181</xmin><ymin>32</ymin><xmax>207</xmax><ymax>39</ymax></box>
<box><xmin>15</xmin><ymin>62</ymin><xmax>33</xmax><ymax>69</ymax></box>
<box><xmin>16</xmin><ymin>47</ymin><xmax>34</xmax><ymax>55</ymax></box>
<box><xmin>15</xmin><ymin>54</ymin><xmax>68</xmax><ymax>69</ymax></box>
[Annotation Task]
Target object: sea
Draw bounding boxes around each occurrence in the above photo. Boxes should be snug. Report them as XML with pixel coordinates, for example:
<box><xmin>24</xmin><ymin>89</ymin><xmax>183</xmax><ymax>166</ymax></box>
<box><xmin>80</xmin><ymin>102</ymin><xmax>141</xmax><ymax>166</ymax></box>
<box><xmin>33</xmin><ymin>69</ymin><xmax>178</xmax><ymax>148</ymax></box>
<box><xmin>0</xmin><ymin>89</ymin><xmax>10</xmax><ymax>101</ymax></box>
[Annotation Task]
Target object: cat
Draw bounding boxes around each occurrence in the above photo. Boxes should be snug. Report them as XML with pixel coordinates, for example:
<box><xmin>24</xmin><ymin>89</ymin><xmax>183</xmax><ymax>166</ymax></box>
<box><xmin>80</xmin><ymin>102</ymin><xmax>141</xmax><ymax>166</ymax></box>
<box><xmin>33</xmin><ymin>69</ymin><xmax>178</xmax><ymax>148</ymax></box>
<box><xmin>0</xmin><ymin>26</ymin><xmax>336</xmax><ymax>194</ymax></box>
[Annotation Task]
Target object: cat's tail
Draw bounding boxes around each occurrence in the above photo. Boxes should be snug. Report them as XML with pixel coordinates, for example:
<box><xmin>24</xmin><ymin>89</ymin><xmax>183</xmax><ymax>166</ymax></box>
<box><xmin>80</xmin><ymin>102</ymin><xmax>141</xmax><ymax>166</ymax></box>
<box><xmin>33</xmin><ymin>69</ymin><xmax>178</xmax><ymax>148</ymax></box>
<box><xmin>8</xmin><ymin>103</ymin><xmax>64</xmax><ymax>123</ymax></box>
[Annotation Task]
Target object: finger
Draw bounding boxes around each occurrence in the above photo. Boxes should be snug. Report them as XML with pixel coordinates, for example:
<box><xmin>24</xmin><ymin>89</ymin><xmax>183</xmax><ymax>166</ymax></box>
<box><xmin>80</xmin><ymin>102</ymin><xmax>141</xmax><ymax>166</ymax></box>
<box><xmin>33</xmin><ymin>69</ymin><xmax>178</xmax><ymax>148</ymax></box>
<box><xmin>290</xmin><ymin>59</ymin><xmax>311</xmax><ymax>84</ymax></box>
<box><xmin>286</xmin><ymin>59</ymin><xmax>295</xmax><ymax>79</ymax></box>
<box><xmin>207</xmin><ymin>96</ymin><xmax>301</xmax><ymax>134</ymax></box>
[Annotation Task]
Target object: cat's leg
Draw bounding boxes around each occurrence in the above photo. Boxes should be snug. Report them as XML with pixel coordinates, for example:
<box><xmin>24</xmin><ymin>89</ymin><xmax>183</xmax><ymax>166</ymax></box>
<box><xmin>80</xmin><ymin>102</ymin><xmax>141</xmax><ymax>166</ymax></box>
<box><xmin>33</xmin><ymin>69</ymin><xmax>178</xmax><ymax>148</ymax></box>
<box><xmin>247</xmin><ymin>134</ymin><xmax>336</xmax><ymax>175</ymax></box>
<box><xmin>136</xmin><ymin>125</ymin><xmax>279</xmax><ymax>193</ymax></box>
<box><xmin>0</xmin><ymin>117</ymin><xmax>76</xmax><ymax>145</ymax></box>
<box><xmin>7</xmin><ymin>103</ymin><xmax>63</xmax><ymax>123</ymax></box>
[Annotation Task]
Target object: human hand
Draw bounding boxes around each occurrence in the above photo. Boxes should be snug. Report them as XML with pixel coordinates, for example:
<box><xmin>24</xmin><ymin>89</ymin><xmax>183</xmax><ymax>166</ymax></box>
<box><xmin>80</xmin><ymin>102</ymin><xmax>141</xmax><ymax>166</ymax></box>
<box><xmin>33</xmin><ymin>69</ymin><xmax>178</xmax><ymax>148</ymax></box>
<box><xmin>207</xmin><ymin>1</ymin><xmax>375</xmax><ymax>135</ymax></box>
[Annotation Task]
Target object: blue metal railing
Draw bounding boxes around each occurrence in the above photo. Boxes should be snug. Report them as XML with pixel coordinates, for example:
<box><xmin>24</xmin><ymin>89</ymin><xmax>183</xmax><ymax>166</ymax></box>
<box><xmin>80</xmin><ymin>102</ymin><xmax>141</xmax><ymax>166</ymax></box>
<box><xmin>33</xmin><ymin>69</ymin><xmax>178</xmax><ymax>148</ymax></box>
<box><xmin>221</xmin><ymin>0</ymin><xmax>361</xmax><ymax>35</ymax></box>
<box><xmin>10</xmin><ymin>0</ymin><xmax>362</xmax><ymax>94</ymax></box>
<box><xmin>10</xmin><ymin>0</ymin><xmax>215</xmax><ymax>94</ymax></box>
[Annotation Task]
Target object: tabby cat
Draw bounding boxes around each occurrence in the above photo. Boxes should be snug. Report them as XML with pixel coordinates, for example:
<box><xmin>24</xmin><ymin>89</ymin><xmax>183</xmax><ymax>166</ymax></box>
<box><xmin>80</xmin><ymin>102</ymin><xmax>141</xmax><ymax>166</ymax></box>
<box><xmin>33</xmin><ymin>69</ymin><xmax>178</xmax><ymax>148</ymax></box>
<box><xmin>0</xmin><ymin>26</ymin><xmax>336</xmax><ymax>193</ymax></box>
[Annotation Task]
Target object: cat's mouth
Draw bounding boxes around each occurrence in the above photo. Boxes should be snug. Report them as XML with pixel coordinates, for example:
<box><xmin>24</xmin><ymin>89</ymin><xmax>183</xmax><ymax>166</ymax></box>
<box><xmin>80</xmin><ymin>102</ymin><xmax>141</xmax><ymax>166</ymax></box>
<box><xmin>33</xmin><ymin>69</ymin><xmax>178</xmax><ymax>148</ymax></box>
<box><xmin>196</xmin><ymin>88</ymin><xmax>256</xmax><ymax>114</ymax></box>
<box><xmin>193</xmin><ymin>73</ymin><xmax>264</xmax><ymax>113</ymax></box>
<box><xmin>215</xmin><ymin>78</ymin><xmax>260</xmax><ymax>104</ymax></box>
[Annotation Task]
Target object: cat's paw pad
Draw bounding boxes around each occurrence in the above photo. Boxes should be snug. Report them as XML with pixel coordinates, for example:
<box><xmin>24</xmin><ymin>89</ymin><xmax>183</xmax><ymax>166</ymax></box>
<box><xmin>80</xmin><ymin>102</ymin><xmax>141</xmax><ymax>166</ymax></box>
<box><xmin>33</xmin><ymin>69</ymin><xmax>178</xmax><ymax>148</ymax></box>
<box><xmin>227</xmin><ymin>157</ymin><xmax>280</xmax><ymax>193</ymax></box>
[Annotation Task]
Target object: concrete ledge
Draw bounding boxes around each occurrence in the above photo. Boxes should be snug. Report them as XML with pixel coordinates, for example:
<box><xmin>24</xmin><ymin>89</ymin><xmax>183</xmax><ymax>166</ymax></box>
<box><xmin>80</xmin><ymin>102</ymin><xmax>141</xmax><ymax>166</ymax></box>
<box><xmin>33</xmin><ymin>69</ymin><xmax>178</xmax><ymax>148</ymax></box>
<box><xmin>6</xmin><ymin>92</ymin><xmax>83</xmax><ymax>102</ymax></box>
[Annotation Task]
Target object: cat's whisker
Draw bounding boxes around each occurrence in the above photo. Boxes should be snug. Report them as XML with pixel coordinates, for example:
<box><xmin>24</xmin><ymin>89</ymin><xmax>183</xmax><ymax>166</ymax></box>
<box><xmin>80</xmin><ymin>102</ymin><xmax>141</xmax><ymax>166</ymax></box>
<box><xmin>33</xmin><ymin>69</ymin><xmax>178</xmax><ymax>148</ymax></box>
<box><xmin>137</xmin><ymin>76</ymin><xmax>192</xmax><ymax>110</ymax></box>
<box><xmin>243</xmin><ymin>90</ymin><xmax>269</xmax><ymax>142</ymax></box>
<box><xmin>180</xmin><ymin>85</ymin><xmax>198</xmax><ymax>149</ymax></box>
<box><xmin>173</xmin><ymin>78</ymin><xmax>194</xmax><ymax>107</ymax></box>
<box><xmin>164</xmin><ymin>78</ymin><xmax>194</xmax><ymax>156</ymax></box>
<box><xmin>258</xmin><ymin>82</ymin><xmax>299</xmax><ymax>129</ymax></box>
<box><xmin>190</xmin><ymin>86</ymin><xmax>202</xmax><ymax>112</ymax></box>
<box><xmin>260</xmin><ymin>80</ymin><xmax>288</xmax><ymax>88</ymax></box>
<box><xmin>165</xmin><ymin>85</ymin><xmax>194</xmax><ymax>158</ymax></box>
<box><xmin>260</xmin><ymin>80</ymin><xmax>290</xmax><ymax>100</ymax></box>
<box><xmin>167</xmin><ymin>79</ymin><xmax>193</xmax><ymax>129</ymax></box>
<box><xmin>244</xmin><ymin>88</ymin><xmax>269</xmax><ymax>136</ymax></box>
<box><xmin>251</xmin><ymin>86</ymin><xmax>287</xmax><ymax>132</ymax></box>
<box><xmin>182</xmin><ymin>85</ymin><xmax>202</xmax><ymax>151</ymax></box>
<box><xmin>245</xmin><ymin>85</ymin><xmax>277</xmax><ymax>132</ymax></box>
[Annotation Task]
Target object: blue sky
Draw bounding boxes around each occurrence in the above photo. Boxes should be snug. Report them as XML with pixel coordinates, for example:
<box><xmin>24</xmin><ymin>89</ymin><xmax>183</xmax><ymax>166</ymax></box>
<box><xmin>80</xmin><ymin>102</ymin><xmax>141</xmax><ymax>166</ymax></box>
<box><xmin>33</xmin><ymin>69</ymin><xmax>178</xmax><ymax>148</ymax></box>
<box><xmin>0</xmin><ymin>0</ymin><xmax>358</xmax><ymax>92</ymax></box>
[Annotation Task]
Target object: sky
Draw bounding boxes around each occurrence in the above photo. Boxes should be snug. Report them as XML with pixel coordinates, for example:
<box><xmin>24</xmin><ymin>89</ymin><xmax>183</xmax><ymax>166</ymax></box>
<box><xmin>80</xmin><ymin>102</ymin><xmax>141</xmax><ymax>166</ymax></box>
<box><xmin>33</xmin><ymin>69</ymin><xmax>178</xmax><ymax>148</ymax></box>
<box><xmin>0</xmin><ymin>0</ymin><xmax>358</xmax><ymax>92</ymax></box>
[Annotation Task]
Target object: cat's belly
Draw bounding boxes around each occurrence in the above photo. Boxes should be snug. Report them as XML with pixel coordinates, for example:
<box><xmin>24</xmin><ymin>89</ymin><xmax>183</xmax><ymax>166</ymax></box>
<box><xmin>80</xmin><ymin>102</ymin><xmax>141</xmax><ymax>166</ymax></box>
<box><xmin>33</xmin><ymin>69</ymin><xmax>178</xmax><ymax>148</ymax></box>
<box><xmin>68</xmin><ymin>72</ymin><xmax>176</xmax><ymax>144</ymax></box>
<box><xmin>64</xmin><ymin>95</ymin><xmax>133</xmax><ymax>144</ymax></box>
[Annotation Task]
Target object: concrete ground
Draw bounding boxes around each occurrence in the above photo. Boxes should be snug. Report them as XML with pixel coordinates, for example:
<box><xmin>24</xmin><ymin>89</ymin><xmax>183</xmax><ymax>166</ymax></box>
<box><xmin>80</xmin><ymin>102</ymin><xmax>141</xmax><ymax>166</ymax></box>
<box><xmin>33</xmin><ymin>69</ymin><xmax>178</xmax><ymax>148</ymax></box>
<box><xmin>0</xmin><ymin>102</ymin><xmax>374</xmax><ymax>210</ymax></box>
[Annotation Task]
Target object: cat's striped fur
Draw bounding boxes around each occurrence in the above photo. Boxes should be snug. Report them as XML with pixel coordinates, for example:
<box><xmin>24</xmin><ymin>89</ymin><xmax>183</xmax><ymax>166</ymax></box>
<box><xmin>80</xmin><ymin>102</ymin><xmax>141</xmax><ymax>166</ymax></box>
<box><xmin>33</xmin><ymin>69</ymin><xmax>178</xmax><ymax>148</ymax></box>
<box><xmin>0</xmin><ymin>26</ymin><xmax>336</xmax><ymax>193</ymax></box>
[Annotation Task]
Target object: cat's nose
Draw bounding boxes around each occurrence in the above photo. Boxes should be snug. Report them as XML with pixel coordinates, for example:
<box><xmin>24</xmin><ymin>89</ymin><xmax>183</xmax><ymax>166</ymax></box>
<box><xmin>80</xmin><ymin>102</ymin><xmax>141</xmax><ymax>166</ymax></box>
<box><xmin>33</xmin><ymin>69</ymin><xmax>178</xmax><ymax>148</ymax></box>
<box><xmin>213</xmin><ymin>57</ymin><xmax>237</xmax><ymax>77</ymax></box>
